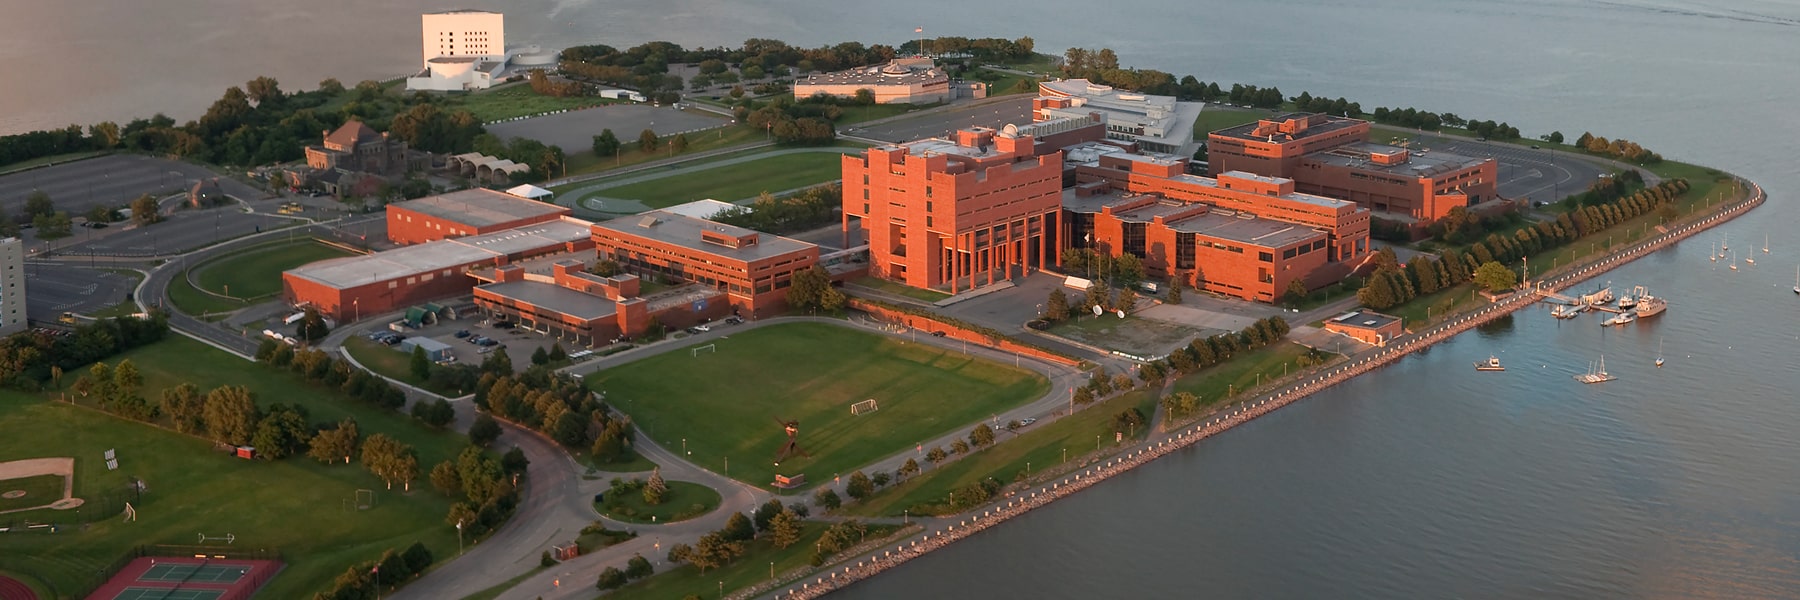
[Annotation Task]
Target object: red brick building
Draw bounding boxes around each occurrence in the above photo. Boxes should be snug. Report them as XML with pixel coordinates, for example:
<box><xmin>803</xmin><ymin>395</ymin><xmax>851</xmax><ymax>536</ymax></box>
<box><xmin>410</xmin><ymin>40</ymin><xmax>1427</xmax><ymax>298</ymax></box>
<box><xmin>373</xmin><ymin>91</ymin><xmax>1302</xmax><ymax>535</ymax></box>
<box><xmin>386</xmin><ymin>188</ymin><xmax>572</xmax><ymax>245</ymax></box>
<box><xmin>841</xmin><ymin>125</ymin><xmax>1065</xmax><ymax>293</ymax></box>
<box><xmin>283</xmin><ymin>219</ymin><xmax>593</xmax><ymax>321</ymax></box>
<box><xmin>473</xmin><ymin>260</ymin><xmax>728</xmax><ymax>346</ymax></box>
<box><xmin>1062</xmin><ymin>144</ymin><xmax>1371</xmax><ymax>301</ymax></box>
<box><xmin>1322</xmin><ymin>310</ymin><xmax>1403</xmax><ymax>346</ymax></box>
<box><xmin>1209</xmin><ymin>113</ymin><xmax>1496</xmax><ymax>222</ymax></box>
<box><xmin>590</xmin><ymin>211</ymin><xmax>818</xmax><ymax>317</ymax></box>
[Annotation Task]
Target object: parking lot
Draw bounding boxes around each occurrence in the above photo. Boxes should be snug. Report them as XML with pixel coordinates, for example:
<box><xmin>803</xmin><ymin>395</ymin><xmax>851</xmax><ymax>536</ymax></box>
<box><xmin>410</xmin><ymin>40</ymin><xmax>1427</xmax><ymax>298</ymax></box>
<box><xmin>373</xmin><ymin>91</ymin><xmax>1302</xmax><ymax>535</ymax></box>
<box><xmin>22</xmin><ymin>264</ymin><xmax>139</xmax><ymax>322</ymax></box>
<box><xmin>849</xmin><ymin>96</ymin><xmax>1035</xmax><ymax>143</ymax></box>
<box><xmin>0</xmin><ymin>154</ymin><xmax>264</xmax><ymax>217</ymax></box>
<box><xmin>357</xmin><ymin>312</ymin><xmax>598</xmax><ymax>375</ymax></box>
<box><xmin>1393</xmin><ymin>134</ymin><xmax>1613</xmax><ymax>205</ymax></box>
<box><xmin>486</xmin><ymin>104</ymin><xmax>727</xmax><ymax>153</ymax></box>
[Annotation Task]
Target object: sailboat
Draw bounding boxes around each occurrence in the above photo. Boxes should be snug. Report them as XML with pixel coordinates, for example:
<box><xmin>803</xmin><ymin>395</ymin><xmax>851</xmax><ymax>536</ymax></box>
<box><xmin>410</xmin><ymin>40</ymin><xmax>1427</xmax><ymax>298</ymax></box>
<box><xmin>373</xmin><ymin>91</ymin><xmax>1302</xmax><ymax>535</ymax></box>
<box><xmin>1723</xmin><ymin>233</ymin><xmax>1729</xmax><ymax>252</ymax></box>
<box><xmin>1575</xmin><ymin>355</ymin><xmax>1618</xmax><ymax>384</ymax></box>
<box><xmin>1710</xmin><ymin>241</ymin><xmax>1717</xmax><ymax>262</ymax></box>
<box><xmin>1793</xmin><ymin>265</ymin><xmax>1798</xmax><ymax>295</ymax></box>
<box><xmin>1730</xmin><ymin>250</ymin><xmax>1738</xmax><ymax>271</ymax></box>
<box><xmin>1764</xmin><ymin>234</ymin><xmax>1770</xmax><ymax>254</ymax></box>
<box><xmin>1655</xmin><ymin>337</ymin><xmax>1665</xmax><ymax>368</ymax></box>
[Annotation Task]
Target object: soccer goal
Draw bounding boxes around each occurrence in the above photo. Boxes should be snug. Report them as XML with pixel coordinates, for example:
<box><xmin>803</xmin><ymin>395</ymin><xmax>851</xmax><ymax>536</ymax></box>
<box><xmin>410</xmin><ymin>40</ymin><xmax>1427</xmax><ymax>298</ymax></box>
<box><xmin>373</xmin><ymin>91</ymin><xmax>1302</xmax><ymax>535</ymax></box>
<box><xmin>851</xmin><ymin>398</ymin><xmax>879</xmax><ymax>416</ymax></box>
<box><xmin>692</xmin><ymin>344</ymin><xmax>716</xmax><ymax>357</ymax></box>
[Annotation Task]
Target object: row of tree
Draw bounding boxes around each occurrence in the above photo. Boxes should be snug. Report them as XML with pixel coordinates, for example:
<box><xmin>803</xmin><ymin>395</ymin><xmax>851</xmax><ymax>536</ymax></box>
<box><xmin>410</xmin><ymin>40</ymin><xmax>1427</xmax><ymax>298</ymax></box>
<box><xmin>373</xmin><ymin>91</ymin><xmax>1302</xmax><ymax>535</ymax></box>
<box><xmin>432</xmin><ymin>444</ymin><xmax>526</xmax><ymax>540</ymax></box>
<box><xmin>897</xmin><ymin>36</ymin><xmax>1036</xmax><ymax>61</ymax></box>
<box><xmin>0</xmin><ymin>313</ymin><xmax>168</xmax><ymax>390</ymax></box>
<box><xmin>1358</xmin><ymin>178</ymin><xmax>1688</xmax><ymax>310</ymax></box>
<box><xmin>1574</xmin><ymin>132</ymin><xmax>1664</xmax><ymax>165</ymax></box>
<box><xmin>473</xmin><ymin>362</ymin><xmax>642</xmax><ymax>467</ymax></box>
<box><xmin>710</xmin><ymin>185</ymin><xmax>840</xmax><ymax>234</ymax></box>
<box><xmin>1133</xmin><ymin>317</ymin><xmax>1292</xmax><ymax>390</ymax></box>
<box><xmin>312</xmin><ymin>541</ymin><xmax>433</xmax><ymax>600</ymax></box>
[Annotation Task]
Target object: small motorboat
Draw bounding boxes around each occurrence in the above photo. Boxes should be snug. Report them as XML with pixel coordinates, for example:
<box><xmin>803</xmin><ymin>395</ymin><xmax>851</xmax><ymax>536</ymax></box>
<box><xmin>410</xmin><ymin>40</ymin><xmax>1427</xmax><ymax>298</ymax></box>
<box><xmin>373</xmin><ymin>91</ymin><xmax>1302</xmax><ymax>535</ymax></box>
<box><xmin>1475</xmin><ymin>355</ymin><xmax>1506</xmax><ymax>371</ymax></box>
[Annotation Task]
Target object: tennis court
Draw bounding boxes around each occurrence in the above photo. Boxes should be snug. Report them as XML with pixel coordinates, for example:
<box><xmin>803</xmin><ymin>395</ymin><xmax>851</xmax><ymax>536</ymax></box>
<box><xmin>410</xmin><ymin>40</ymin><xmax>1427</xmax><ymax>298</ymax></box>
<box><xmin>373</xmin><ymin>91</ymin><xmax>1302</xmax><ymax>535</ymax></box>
<box><xmin>136</xmin><ymin>564</ymin><xmax>246</xmax><ymax>584</ymax></box>
<box><xmin>107</xmin><ymin>588</ymin><xmax>223</xmax><ymax>600</ymax></box>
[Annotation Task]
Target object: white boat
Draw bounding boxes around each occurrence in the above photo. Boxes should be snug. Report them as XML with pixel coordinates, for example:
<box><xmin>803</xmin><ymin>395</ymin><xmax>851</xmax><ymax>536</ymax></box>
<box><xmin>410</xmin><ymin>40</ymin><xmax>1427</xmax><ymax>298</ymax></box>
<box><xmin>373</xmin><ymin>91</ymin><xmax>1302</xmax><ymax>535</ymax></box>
<box><xmin>1730</xmin><ymin>250</ymin><xmax>1738</xmax><ymax>271</ymax></box>
<box><xmin>1635</xmin><ymin>293</ymin><xmax>1666</xmax><ymax>318</ymax></box>
<box><xmin>1575</xmin><ymin>355</ymin><xmax>1618</xmax><ymax>384</ymax></box>
<box><xmin>1763</xmin><ymin>234</ymin><xmax>1769</xmax><ymax>254</ymax></box>
<box><xmin>1475</xmin><ymin>355</ymin><xmax>1506</xmax><ymax>371</ymax></box>
<box><xmin>1655</xmin><ymin>337</ymin><xmax>1665</xmax><ymax>368</ymax></box>
<box><xmin>1603</xmin><ymin>311</ymin><xmax>1636</xmax><ymax>327</ymax></box>
<box><xmin>1617</xmin><ymin>294</ymin><xmax>1637</xmax><ymax>310</ymax></box>
<box><xmin>1552</xmin><ymin>304</ymin><xmax>1584</xmax><ymax>319</ymax></box>
<box><xmin>1710</xmin><ymin>241</ymin><xmax>1718</xmax><ymax>262</ymax></box>
<box><xmin>1793</xmin><ymin>265</ymin><xmax>1799</xmax><ymax>295</ymax></box>
<box><xmin>1723</xmin><ymin>233</ymin><xmax>1729</xmax><ymax>252</ymax></box>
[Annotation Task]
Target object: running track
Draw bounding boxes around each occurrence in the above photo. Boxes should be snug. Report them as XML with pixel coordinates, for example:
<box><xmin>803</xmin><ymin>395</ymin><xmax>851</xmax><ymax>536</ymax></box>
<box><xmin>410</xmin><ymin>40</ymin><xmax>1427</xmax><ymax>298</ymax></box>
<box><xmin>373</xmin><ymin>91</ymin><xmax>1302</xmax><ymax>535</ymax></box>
<box><xmin>0</xmin><ymin>574</ymin><xmax>38</xmax><ymax>600</ymax></box>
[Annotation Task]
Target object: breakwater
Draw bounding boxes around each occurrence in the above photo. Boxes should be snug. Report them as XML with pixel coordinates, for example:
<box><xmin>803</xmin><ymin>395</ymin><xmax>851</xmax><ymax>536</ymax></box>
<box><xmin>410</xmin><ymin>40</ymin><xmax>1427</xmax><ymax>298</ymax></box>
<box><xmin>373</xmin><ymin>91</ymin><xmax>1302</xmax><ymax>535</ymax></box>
<box><xmin>771</xmin><ymin>179</ymin><xmax>1766</xmax><ymax>599</ymax></box>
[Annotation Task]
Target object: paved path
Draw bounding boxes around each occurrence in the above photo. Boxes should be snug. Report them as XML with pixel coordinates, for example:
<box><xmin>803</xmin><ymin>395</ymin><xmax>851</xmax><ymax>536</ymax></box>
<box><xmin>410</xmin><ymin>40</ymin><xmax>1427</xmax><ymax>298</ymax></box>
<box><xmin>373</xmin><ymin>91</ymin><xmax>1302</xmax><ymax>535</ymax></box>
<box><xmin>557</xmin><ymin>147</ymin><xmax>862</xmax><ymax>215</ymax></box>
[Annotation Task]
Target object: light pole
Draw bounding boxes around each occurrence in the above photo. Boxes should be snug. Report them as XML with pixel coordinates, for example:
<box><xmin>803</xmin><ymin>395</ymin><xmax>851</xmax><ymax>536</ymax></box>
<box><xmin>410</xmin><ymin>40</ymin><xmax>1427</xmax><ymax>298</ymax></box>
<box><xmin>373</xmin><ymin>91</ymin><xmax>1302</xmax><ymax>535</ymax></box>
<box><xmin>682</xmin><ymin>438</ymin><xmax>687</xmax><ymax>455</ymax></box>
<box><xmin>456</xmin><ymin>520</ymin><xmax>464</xmax><ymax>555</ymax></box>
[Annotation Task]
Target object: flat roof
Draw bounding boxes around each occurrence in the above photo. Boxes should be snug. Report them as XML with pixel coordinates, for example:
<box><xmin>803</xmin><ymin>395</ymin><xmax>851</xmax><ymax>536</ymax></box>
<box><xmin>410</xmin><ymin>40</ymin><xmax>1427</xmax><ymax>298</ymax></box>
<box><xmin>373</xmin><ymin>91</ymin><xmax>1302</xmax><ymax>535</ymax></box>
<box><xmin>1062</xmin><ymin>188</ymin><xmax>1151</xmax><ymax>215</ymax></box>
<box><xmin>1167</xmin><ymin>211</ymin><xmax>1325</xmax><ymax>248</ymax></box>
<box><xmin>660</xmin><ymin>199</ymin><xmax>740</xmax><ymax>220</ymax></box>
<box><xmin>477</xmin><ymin>280</ymin><xmax>618</xmax><ymax>321</ymax></box>
<box><xmin>390</xmin><ymin>188</ymin><xmax>569</xmax><ymax>228</ymax></box>
<box><xmin>1181</xmin><ymin>172</ymin><xmax>1357</xmax><ymax>210</ymax></box>
<box><xmin>799</xmin><ymin>61</ymin><xmax>946</xmax><ymax>87</ymax></box>
<box><xmin>1327</xmin><ymin>310</ymin><xmax>1400</xmax><ymax>330</ymax></box>
<box><xmin>1110</xmin><ymin>200</ymin><xmax>1194</xmax><ymax>224</ymax></box>
<box><xmin>1306</xmin><ymin>141</ymin><xmax>1490</xmax><ymax>179</ymax></box>
<box><xmin>594</xmin><ymin>211</ymin><xmax>816</xmax><ymax>263</ymax></box>
<box><xmin>287</xmin><ymin>219</ymin><xmax>589</xmax><ymax>289</ymax></box>
<box><xmin>1212</xmin><ymin>112</ymin><xmax>1364</xmax><ymax>142</ymax></box>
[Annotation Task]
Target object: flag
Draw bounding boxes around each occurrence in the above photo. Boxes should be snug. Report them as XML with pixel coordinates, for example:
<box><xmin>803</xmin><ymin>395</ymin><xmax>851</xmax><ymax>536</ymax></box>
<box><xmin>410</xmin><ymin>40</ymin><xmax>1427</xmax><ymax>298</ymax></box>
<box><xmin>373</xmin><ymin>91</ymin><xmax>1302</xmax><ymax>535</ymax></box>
<box><xmin>915</xmin><ymin>27</ymin><xmax>923</xmax><ymax>33</ymax></box>
<box><xmin>371</xmin><ymin>565</ymin><xmax>379</xmax><ymax>575</ymax></box>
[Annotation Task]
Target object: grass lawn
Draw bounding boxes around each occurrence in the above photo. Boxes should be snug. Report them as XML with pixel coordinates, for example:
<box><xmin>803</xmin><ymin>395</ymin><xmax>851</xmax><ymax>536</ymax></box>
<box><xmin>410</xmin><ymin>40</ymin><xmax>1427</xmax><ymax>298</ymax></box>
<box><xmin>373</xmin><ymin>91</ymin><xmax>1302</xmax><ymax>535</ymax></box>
<box><xmin>0</xmin><ymin>335</ymin><xmax>470</xmax><ymax>599</ymax></box>
<box><xmin>585</xmin><ymin>322</ymin><xmax>1048</xmax><ymax>491</ymax></box>
<box><xmin>447</xmin><ymin>83</ymin><xmax>624</xmax><ymax>123</ymax></box>
<box><xmin>0</xmin><ymin>474</ymin><xmax>65</xmax><ymax>512</ymax></box>
<box><xmin>849</xmin><ymin>276</ymin><xmax>951</xmax><ymax>303</ymax></box>
<box><xmin>587</xmin><ymin>453</ymin><xmax>658</xmax><ymax>474</ymax></box>
<box><xmin>0</xmin><ymin>151</ymin><xmax>109</xmax><ymax>175</ymax></box>
<box><xmin>842</xmin><ymin>389</ymin><xmax>1159</xmax><ymax>518</ymax></box>
<box><xmin>1048</xmin><ymin>314</ymin><xmax>1205</xmax><ymax>357</ymax></box>
<box><xmin>459</xmin><ymin>567</ymin><xmax>544</xmax><ymax>600</ymax></box>
<box><xmin>342</xmin><ymin>337</ymin><xmax>475</xmax><ymax>397</ymax></box>
<box><xmin>968</xmin><ymin>69</ymin><xmax>1039</xmax><ymax>96</ymax></box>
<box><xmin>1168</xmin><ymin>342</ymin><xmax>1320</xmax><ymax>403</ymax></box>
<box><xmin>1192</xmin><ymin>106</ymin><xmax>1268</xmax><ymax>137</ymax></box>
<box><xmin>614</xmin><ymin>521</ymin><xmax>900</xmax><ymax>600</ymax></box>
<box><xmin>166</xmin><ymin>268</ymin><xmax>247</xmax><ymax>319</ymax></box>
<box><xmin>192</xmin><ymin>240</ymin><xmax>356</xmax><ymax>300</ymax></box>
<box><xmin>838</xmin><ymin>102</ymin><xmax>934</xmax><ymax>124</ymax></box>
<box><xmin>595</xmin><ymin>481</ymin><xmax>720</xmax><ymax>524</ymax></box>
<box><xmin>593</xmin><ymin>152</ymin><xmax>845</xmax><ymax>208</ymax></box>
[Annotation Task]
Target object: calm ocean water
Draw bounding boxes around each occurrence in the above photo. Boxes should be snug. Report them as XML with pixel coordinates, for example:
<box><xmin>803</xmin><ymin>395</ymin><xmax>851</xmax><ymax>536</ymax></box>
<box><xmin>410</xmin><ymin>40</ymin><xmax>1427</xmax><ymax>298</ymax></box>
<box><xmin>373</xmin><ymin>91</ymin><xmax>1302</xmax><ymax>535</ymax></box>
<box><xmin>7</xmin><ymin>1</ymin><xmax>1798</xmax><ymax>597</ymax></box>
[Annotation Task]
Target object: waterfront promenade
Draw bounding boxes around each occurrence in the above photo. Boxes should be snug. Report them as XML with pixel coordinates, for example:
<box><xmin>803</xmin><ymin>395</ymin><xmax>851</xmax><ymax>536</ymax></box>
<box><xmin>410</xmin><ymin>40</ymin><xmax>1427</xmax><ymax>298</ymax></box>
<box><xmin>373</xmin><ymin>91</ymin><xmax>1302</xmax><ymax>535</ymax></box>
<box><xmin>768</xmin><ymin>178</ymin><xmax>1767</xmax><ymax>599</ymax></box>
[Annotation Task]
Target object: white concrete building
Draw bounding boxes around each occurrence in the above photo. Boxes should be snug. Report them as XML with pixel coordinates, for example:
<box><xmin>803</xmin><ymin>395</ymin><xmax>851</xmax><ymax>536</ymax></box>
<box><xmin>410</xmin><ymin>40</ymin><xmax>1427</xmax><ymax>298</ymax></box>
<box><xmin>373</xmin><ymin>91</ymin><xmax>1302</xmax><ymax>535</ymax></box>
<box><xmin>409</xmin><ymin>10</ymin><xmax>507</xmax><ymax>92</ymax></box>
<box><xmin>0</xmin><ymin>238</ymin><xmax>27</xmax><ymax>335</ymax></box>
<box><xmin>421</xmin><ymin>10</ymin><xmax>505</xmax><ymax>67</ymax></box>
<box><xmin>1036</xmin><ymin>79</ymin><xmax>1204</xmax><ymax>156</ymax></box>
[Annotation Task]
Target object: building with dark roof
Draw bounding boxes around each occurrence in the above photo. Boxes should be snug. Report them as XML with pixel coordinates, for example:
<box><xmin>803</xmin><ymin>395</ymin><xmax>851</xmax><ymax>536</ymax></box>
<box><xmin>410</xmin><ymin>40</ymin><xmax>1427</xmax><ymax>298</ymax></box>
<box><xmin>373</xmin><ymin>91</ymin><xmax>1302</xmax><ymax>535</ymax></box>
<box><xmin>590</xmin><ymin>211</ymin><xmax>819</xmax><ymax>317</ymax></box>
<box><xmin>473</xmin><ymin>260</ymin><xmax>728</xmax><ymax>347</ymax></box>
<box><xmin>305</xmin><ymin>120</ymin><xmax>412</xmax><ymax>176</ymax></box>
<box><xmin>1208</xmin><ymin>112</ymin><xmax>1496</xmax><ymax>222</ymax></box>
<box><xmin>1322</xmin><ymin>310</ymin><xmax>1403</xmax><ymax>346</ymax></box>
<box><xmin>387</xmin><ymin>188</ymin><xmax>572</xmax><ymax>245</ymax></box>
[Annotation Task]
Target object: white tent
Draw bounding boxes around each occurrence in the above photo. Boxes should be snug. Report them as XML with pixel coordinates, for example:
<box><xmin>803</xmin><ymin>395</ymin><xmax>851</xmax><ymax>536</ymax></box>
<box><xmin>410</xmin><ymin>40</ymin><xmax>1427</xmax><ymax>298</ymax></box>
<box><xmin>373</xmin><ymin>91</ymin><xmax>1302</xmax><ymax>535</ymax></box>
<box><xmin>505</xmin><ymin>184</ymin><xmax>554</xmax><ymax>201</ymax></box>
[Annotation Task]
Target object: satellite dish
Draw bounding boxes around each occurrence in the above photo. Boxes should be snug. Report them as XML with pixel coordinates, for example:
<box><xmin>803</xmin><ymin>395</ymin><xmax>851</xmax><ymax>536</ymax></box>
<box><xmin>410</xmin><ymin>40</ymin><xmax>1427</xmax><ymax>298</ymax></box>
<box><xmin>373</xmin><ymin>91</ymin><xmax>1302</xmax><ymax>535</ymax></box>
<box><xmin>1115</xmin><ymin>309</ymin><xmax>1126</xmax><ymax>319</ymax></box>
<box><xmin>1092</xmin><ymin>305</ymin><xmax>1104</xmax><ymax>316</ymax></box>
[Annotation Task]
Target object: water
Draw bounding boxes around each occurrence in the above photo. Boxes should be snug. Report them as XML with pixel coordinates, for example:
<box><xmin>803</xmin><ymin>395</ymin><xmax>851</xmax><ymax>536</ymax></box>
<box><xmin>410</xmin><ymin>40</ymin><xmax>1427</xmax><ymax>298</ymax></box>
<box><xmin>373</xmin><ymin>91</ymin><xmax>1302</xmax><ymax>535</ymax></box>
<box><xmin>10</xmin><ymin>0</ymin><xmax>1800</xmax><ymax>597</ymax></box>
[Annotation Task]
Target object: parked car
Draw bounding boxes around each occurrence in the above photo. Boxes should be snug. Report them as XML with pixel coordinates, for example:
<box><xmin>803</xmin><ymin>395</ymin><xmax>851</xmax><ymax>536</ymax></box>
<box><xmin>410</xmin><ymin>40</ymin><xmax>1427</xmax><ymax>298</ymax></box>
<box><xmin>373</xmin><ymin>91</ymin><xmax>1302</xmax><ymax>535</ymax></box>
<box><xmin>694</xmin><ymin>324</ymin><xmax>711</xmax><ymax>332</ymax></box>
<box><xmin>1019</xmin><ymin>418</ymin><xmax>1037</xmax><ymax>426</ymax></box>
<box><xmin>724</xmin><ymin>316</ymin><xmax>744</xmax><ymax>325</ymax></box>
<box><xmin>478</xmin><ymin>338</ymin><xmax>499</xmax><ymax>347</ymax></box>
<box><xmin>931</xmin><ymin>331</ymin><xmax>947</xmax><ymax>337</ymax></box>
<box><xmin>454</xmin><ymin>329</ymin><xmax>471</xmax><ymax>338</ymax></box>
<box><xmin>467</xmin><ymin>335</ymin><xmax>486</xmax><ymax>345</ymax></box>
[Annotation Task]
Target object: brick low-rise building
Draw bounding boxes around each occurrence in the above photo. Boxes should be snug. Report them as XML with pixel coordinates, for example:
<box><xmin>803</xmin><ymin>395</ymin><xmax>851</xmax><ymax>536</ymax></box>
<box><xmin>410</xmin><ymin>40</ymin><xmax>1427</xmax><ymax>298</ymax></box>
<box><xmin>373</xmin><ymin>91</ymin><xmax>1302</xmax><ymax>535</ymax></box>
<box><xmin>386</xmin><ymin>188</ymin><xmax>571</xmax><ymax>245</ymax></box>
<box><xmin>1209</xmin><ymin>113</ymin><xmax>1496</xmax><ymax>222</ymax></box>
<box><xmin>590</xmin><ymin>211</ymin><xmax>818</xmax><ymax>317</ymax></box>
<box><xmin>1322</xmin><ymin>309</ymin><xmax>1403</xmax><ymax>346</ymax></box>
<box><xmin>473</xmin><ymin>260</ymin><xmax>728</xmax><ymax>346</ymax></box>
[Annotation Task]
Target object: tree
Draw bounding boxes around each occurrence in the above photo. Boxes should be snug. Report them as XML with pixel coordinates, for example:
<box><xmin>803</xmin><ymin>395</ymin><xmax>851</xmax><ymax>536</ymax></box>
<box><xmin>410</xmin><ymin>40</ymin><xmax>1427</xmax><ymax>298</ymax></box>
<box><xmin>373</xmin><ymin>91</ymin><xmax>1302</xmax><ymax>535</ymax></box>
<box><xmin>899</xmin><ymin>458</ymin><xmax>921</xmax><ymax>479</ymax></box>
<box><xmin>160</xmin><ymin>383</ymin><xmax>204</xmax><ymax>434</ymax></box>
<box><xmin>130</xmin><ymin>194</ymin><xmax>161</xmax><ymax>226</ymax></box>
<box><xmin>591</xmin><ymin>129</ymin><xmax>621</xmax><ymax>157</ymax></box>
<box><xmin>768</xmin><ymin>508</ymin><xmax>802</xmax><ymax>549</ymax></box>
<box><xmin>361</xmin><ymin>433</ymin><xmax>417</xmax><ymax>490</ymax></box>
<box><xmin>296</xmin><ymin>307</ymin><xmax>330</xmax><ymax>342</ymax></box>
<box><xmin>785</xmin><ymin>265</ymin><xmax>844</xmax><ymax>313</ymax></box>
<box><xmin>1472</xmin><ymin>261</ymin><xmax>1517</xmax><ymax>291</ymax></box>
<box><xmin>596</xmin><ymin>566</ymin><xmax>626</xmax><ymax>590</ymax></box>
<box><xmin>251</xmin><ymin>405</ymin><xmax>311</xmax><ymax>459</ymax></box>
<box><xmin>638</xmin><ymin>128</ymin><xmax>659</xmax><ymax>152</ymax></box>
<box><xmin>547</xmin><ymin>343</ymin><xmax>567</xmax><ymax>364</ymax></box>
<box><xmin>591</xmin><ymin>259</ymin><xmax>622</xmax><ymax>277</ymax></box>
<box><xmin>530</xmin><ymin>346</ymin><xmax>549</xmax><ymax>366</ymax></box>
<box><xmin>688</xmin><ymin>532</ymin><xmax>743</xmax><ymax>573</ymax></box>
<box><xmin>202</xmin><ymin>385</ymin><xmax>259</xmax><ymax>446</ymax></box>
<box><xmin>871</xmin><ymin>470</ymin><xmax>891</xmax><ymax>487</ymax></box>
<box><xmin>845</xmin><ymin>470</ymin><xmax>873</xmax><ymax>500</ymax></box>
<box><xmin>813</xmin><ymin>487</ymin><xmax>841</xmax><ymax>510</ymax></box>
<box><xmin>33</xmin><ymin>212</ymin><xmax>72</xmax><ymax>240</ymax></box>
<box><xmin>468</xmin><ymin>413</ymin><xmax>501</xmax><ymax>446</ymax></box>
<box><xmin>969</xmin><ymin>423</ymin><xmax>996</xmax><ymax>448</ymax></box>
<box><xmin>309</xmin><ymin>419</ymin><xmax>360</xmax><ymax>464</ymax></box>
<box><xmin>1283</xmin><ymin>279</ymin><xmax>1309</xmax><ymax>306</ymax></box>
<box><xmin>410</xmin><ymin>345</ymin><xmax>431</xmax><ymax>380</ymax></box>
<box><xmin>722</xmin><ymin>511</ymin><xmax>755</xmax><ymax>542</ymax></box>
<box><xmin>622</xmin><ymin>554</ymin><xmax>653</xmax><ymax>580</ymax></box>
<box><xmin>853</xmin><ymin>88</ymin><xmax>876</xmax><ymax>105</ymax></box>
<box><xmin>1167</xmin><ymin>280</ymin><xmax>1183</xmax><ymax>304</ymax></box>
<box><xmin>951</xmin><ymin>439</ymin><xmax>970</xmax><ymax>455</ymax></box>
<box><xmin>430</xmin><ymin>460</ymin><xmax>462</xmax><ymax>496</ymax></box>
<box><xmin>23</xmin><ymin>191</ymin><xmax>54</xmax><ymax>218</ymax></box>
<box><xmin>925</xmin><ymin>446</ymin><xmax>947</xmax><ymax>464</ymax></box>
<box><xmin>643</xmin><ymin>467</ymin><xmax>668</xmax><ymax>505</ymax></box>
<box><xmin>1044</xmin><ymin>288</ymin><xmax>1071</xmax><ymax>321</ymax></box>
<box><xmin>670</xmin><ymin>133</ymin><xmax>689</xmax><ymax>153</ymax></box>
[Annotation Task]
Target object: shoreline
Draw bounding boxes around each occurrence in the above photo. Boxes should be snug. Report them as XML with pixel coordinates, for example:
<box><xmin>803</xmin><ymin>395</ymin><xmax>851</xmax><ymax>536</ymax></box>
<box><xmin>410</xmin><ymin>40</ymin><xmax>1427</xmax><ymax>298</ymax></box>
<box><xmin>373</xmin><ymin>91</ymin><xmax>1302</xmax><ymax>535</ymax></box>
<box><xmin>769</xmin><ymin>177</ymin><xmax>1766</xmax><ymax>599</ymax></box>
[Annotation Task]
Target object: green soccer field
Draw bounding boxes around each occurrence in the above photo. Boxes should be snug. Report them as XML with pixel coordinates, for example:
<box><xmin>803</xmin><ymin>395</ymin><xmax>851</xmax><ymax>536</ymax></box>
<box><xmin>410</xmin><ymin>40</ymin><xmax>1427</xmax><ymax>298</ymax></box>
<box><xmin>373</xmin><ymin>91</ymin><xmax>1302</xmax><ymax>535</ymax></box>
<box><xmin>585</xmin><ymin>322</ymin><xmax>1049</xmax><ymax>490</ymax></box>
<box><xmin>597</xmin><ymin>152</ymin><xmax>845</xmax><ymax>208</ymax></box>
